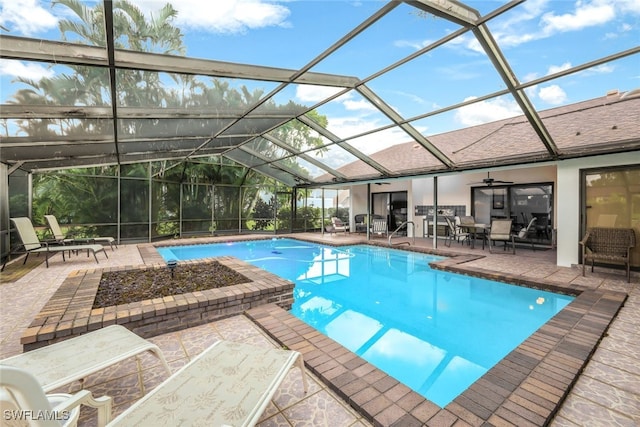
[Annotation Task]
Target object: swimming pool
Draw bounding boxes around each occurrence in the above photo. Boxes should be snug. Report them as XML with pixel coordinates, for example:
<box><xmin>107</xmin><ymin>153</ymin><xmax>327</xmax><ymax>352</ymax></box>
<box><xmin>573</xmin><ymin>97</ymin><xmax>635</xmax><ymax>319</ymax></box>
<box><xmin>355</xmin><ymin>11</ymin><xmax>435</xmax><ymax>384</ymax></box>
<box><xmin>158</xmin><ymin>238</ymin><xmax>574</xmax><ymax>407</ymax></box>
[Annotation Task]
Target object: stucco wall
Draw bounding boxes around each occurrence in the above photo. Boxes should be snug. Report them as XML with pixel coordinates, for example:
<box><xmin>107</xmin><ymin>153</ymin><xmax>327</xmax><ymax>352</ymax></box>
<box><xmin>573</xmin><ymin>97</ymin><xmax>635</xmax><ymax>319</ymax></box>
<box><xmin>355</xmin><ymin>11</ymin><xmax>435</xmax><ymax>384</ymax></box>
<box><xmin>556</xmin><ymin>152</ymin><xmax>638</xmax><ymax>267</ymax></box>
<box><xmin>344</xmin><ymin>154</ymin><xmax>638</xmax><ymax>270</ymax></box>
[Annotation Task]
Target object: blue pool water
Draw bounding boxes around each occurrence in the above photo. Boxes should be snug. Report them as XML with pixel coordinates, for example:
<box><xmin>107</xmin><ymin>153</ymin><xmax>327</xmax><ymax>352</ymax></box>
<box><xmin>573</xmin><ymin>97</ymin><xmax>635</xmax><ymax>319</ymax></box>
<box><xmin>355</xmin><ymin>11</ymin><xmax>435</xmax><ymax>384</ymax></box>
<box><xmin>158</xmin><ymin>238</ymin><xmax>573</xmax><ymax>407</ymax></box>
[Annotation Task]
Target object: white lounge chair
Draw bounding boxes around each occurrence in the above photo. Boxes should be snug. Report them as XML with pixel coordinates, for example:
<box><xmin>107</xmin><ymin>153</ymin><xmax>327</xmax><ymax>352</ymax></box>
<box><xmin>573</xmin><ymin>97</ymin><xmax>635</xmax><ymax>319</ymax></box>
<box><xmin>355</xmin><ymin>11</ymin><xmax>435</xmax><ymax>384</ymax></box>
<box><xmin>1</xmin><ymin>325</ymin><xmax>172</xmax><ymax>394</ymax></box>
<box><xmin>45</xmin><ymin>214</ymin><xmax>117</xmax><ymax>250</ymax></box>
<box><xmin>107</xmin><ymin>340</ymin><xmax>308</xmax><ymax>427</ymax></box>
<box><xmin>2</xmin><ymin>217</ymin><xmax>108</xmax><ymax>270</ymax></box>
<box><xmin>0</xmin><ymin>365</ymin><xmax>112</xmax><ymax>427</ymax></box>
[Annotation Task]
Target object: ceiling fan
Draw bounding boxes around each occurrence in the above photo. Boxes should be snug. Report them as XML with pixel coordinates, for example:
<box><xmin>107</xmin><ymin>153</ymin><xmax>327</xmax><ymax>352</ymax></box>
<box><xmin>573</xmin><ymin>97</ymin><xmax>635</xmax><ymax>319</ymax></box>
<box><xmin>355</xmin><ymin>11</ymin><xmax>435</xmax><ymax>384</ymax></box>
<box><xmin>468</xmin><ymin>172</ymin><xmax>514</xmax><ymax>187</ymax></box>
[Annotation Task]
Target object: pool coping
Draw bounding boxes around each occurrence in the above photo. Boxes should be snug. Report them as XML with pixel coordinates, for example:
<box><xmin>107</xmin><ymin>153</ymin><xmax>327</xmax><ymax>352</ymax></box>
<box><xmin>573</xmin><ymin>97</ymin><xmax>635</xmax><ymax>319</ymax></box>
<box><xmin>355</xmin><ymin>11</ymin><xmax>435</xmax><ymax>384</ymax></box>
<box><xmin>145</xmin><ymin>237</ymin><xmax>627</xmax><ymax>426</ymax></box>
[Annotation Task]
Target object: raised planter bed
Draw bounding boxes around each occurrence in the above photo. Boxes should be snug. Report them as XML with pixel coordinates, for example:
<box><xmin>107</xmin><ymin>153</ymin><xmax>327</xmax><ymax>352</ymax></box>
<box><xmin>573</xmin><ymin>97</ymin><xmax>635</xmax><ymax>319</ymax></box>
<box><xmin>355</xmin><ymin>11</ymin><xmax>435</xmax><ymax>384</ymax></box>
<box><xmin>21</xmin><ymin>256</ymin><xmax>294</xmax><ymax>351</ymax></box>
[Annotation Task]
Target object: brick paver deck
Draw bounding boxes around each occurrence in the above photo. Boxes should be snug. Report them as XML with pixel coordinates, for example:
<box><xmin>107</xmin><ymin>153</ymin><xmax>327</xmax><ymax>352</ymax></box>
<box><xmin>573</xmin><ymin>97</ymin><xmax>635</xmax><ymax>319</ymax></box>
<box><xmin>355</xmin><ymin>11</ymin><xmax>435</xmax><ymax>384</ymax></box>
<box><xmin>1</xmin><ymin>233</ymin><xmax>637</xmax><ymax>426</ymax></box>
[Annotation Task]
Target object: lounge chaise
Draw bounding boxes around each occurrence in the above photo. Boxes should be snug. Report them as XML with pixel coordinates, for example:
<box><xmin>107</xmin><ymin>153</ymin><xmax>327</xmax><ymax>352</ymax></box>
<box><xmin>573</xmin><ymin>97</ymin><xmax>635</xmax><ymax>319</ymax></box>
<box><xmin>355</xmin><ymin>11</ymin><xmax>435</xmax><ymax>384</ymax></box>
<box><xmin>2</xmin><ymin>217</ymin><xmax>108</xmax><ymax>270</ymax></box>
<box><xmin>108</xmin><ymin>340</ymin><xmax>308</xmax><ymax>426</ymax></box>
<box><xmin>0</xmin><ymin>325</ymin><xmax>172</xmax><ymax>394</ymax></box>
<box><xmin>45</xmin><ymin>214</ymin><xmax>117</xmax><ymax>250</ymax></box>
<box><xmin>2</xmin><ymin>339</ymin><xmax>308</xmax><ymax>427</ymax></box>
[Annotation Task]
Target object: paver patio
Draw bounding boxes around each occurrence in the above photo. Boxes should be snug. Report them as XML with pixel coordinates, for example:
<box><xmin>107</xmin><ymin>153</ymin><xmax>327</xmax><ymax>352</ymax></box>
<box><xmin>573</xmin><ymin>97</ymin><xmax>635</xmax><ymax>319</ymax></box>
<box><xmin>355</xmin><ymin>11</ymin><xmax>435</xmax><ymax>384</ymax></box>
<box><xmin>0</xmin><ymin>233</ymin><xmax>637</xmax><ymax>426</ymax></box>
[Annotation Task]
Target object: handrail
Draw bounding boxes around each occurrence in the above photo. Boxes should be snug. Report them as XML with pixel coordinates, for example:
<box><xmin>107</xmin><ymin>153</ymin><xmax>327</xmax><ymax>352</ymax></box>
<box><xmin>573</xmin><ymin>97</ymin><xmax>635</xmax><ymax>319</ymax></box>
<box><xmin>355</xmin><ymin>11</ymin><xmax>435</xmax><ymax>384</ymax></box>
<box><xmin>388</xmin><ymin>221</ymin><xmax>415</xmax><ymax>246</ymax></box>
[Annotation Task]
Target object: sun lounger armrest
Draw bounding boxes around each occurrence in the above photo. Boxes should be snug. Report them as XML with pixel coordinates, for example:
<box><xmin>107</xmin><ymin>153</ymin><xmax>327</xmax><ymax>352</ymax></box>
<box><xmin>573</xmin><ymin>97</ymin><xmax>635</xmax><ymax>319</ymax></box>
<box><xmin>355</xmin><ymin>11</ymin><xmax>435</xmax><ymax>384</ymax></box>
<box><xmin>53</xmin><ymin>390</ymin><xmax>112</xmax><ymax>427</ymax></box>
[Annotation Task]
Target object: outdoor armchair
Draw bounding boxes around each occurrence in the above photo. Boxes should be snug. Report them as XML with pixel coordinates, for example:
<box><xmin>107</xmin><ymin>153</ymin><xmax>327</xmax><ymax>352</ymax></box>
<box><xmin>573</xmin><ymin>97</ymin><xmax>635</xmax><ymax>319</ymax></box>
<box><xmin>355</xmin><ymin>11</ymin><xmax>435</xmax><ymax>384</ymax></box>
<box><xmin>488</xmin><ymin>219</ymin><xmax>515</xmax><ymax>254</ymax></box>
<box><xmin>514</xmin><ymin>217</ymin><xmax>537</xmax><ymax>251</ymax></box>
<box><xmin>444</xmin><ymin>216</ymin><xmax>469</xmax><ymax>247</ymax></box>
<box><xmin>354</xmin><ymin>214</ymin><xmax>368</xmax><ymax>233</ymax></box>
<box><xmin>371</xmin><ymin>218</ymin><xmax>388</xmax><ymax>236</ymax></box>
<box><xmin>580</xmin><ymin>227</ymin><xmax>636</xmax><ymax>282</ymax></box>
<box><xmin>330</xmin><ymin>217</ymin><xmax>349</xmax><ymax>234</ymax></box>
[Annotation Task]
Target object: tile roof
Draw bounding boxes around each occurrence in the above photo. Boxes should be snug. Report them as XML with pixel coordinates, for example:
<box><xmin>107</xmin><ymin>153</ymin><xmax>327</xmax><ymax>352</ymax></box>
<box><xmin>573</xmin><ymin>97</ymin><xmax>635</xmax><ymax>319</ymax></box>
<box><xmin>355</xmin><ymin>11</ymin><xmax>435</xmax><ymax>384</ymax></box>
<box><xmin>327</xmin><ymin>91</ymin><xmax>640</xmax><ymax>181</ymax></box>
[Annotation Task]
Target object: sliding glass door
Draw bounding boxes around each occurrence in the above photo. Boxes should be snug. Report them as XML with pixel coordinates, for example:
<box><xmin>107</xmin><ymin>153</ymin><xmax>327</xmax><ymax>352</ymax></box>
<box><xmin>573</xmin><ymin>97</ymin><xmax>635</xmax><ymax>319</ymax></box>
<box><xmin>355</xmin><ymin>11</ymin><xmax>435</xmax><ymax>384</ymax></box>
<box><xmin>472</xmin><ymin>183</ymin><xmax>554</xmax><ymax>245</ymax></box>
<box><xmin>582</xmin><ymin>165</ymin><xmax>640</xmax><ymax>269</ymax></box>
<box><xmin>371</xmin><ymin>191</ymin><xmax>408</xmax><ymax>235</ymax></box>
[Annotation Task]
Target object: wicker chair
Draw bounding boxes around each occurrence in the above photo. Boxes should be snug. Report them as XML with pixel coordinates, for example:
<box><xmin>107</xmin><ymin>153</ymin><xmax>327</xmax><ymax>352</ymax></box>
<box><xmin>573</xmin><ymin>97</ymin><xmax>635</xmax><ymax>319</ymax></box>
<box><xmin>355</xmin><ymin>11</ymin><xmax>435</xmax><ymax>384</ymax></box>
<box><xmin>580</xmin><ymin>227</ymin><xmax>636</xmax><ymax>282</ymax></box>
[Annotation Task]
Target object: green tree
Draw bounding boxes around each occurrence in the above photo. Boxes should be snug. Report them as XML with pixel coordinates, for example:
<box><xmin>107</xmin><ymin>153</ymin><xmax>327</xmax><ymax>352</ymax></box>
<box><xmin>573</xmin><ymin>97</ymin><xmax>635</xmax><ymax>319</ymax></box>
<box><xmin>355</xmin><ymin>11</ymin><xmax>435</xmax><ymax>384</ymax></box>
<box><xmin>251</xmin><ymin>198</ymin><xmax>275</xmax><ymax>231</ymax></box>
<box><xmin>12</xmin><ymin>1</ymin><xmax>329</xmax><ymax>236</ymax></box>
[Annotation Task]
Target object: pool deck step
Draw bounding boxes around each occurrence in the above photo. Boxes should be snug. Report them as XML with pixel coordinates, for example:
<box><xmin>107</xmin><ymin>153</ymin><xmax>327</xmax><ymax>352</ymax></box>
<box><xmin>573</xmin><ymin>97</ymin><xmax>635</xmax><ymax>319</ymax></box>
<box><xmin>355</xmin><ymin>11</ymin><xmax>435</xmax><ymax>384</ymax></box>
<box><xmin>246</xmin><ymin>292</ymin><xmax>625</xmax><ymax>427</ymax></box>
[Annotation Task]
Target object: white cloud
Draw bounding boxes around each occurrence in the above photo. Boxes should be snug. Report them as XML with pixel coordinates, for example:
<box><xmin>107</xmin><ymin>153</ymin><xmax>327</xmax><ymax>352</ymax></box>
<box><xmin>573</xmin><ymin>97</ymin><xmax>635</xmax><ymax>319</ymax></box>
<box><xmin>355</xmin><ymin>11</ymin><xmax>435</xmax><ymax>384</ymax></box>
<box><xmin>339</xmin><ymin>126</ymin><xmax>410</xmax><ymax>155</ymax></box>
<box><xmin>541</xmin><ymin>2</ymin><xmax>615</xmax><ymax>34</ymax></box>
<box><xmin>342</xmin><ymin>99</ymin><xmax>377</xmax><ymax>112</ymax></box>
<box><xmin>538</xmin><ymin>84</ymin><xmax>567</xmax><ymax>104</ymax></box>
<box><xmin>617</xmin><ymin>0</ymin><xmax>640</xmax><ymax>14</ymax></box>
<box><xmin>327</xmin><ymin>116</ymin><xmax>379</xmax><ymax>138</ymax></box>
<box><xmin>454</xmin><ymin>96</ymin><xmax>521</xmax><ymax>126</ymax></box>
<box><xmin>295</xmin><ymin>85</ymin><xmax>344</xmax><ymax>103</ymax></box>
<box><xmin>136</xmin><ymin>0</ymin><xmax>290</xmax><ymax>34</ymax></box>
<box><xmin>547</xmin><ymin>62</ymin><xmax>572</xmax><ymax>75</ymax></box>
<box><xmin>0</xmin><ymin>59</ymin><xmax>53</xmax><ymax>81</ymax></box>
<box><xmin>522</xmin><ymin>72</ymin><xmax>540</xmax><ymax>83</ymax></box>
<box><xmin>394</xmin><ymin>39</ymin><xmax>432</xmax><ymax>50</ymax></box>
<box><xmin>489</xmin><ymin>0</ymin><xmax>640</xmax><ymax>50</ymax></box>
<box><xmin>0</xmin><ymin>0</ymin><xmax>57</xmax><ymax>35</ymax></box>
<box><xmin>581</xmin><ymin>63</ymin><xmax>615</xmax><ymax>75</ymax></box>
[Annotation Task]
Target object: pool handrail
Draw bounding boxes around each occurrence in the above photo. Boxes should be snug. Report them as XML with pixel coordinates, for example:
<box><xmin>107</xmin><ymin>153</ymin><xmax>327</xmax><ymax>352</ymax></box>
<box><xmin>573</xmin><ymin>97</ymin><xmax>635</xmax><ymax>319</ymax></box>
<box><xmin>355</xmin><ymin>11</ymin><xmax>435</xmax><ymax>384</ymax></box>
<box><xmin>389</xmin><ymin>221</ymin><xmax>415</xmax><ymax>246</ymax></box>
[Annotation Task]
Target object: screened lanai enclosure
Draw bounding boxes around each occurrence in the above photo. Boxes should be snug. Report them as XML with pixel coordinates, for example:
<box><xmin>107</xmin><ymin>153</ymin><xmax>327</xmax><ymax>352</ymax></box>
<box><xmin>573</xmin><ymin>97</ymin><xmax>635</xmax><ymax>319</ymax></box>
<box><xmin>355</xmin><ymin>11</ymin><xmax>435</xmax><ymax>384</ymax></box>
<box><xmin>7</xmin><ymin>163</ymin><xmax>351</xmax><ymax>242</ymax></box>
<box><xmin>1</xmin><ymin>1</ymin><xmax>639</xmax><ymax>256</ymax></box>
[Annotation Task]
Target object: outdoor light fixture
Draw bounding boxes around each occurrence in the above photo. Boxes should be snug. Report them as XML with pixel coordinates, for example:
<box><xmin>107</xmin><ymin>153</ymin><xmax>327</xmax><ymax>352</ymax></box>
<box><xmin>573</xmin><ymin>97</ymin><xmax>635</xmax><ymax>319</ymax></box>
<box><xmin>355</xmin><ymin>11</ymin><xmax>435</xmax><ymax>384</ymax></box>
<box><xmin>167</xmin><ymin>260</ymin><xmax>178</xmax><ymax>278</ymax></box>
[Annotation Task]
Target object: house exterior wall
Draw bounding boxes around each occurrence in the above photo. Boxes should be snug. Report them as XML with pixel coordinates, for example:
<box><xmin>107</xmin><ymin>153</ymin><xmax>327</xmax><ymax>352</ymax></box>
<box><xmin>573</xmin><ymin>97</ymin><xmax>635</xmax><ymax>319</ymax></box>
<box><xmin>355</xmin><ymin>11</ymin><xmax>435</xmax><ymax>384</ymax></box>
<box><xmin>411</xmin><ymin>167</ymin><xmax>556</xmax><ymax>238</ymax></box>
<box><xmin>556</xmin><ymin>151</ymin><xmax>638</xmax><ymax>268</ymax></box>
<box><xmin>331</xmin><ymin>153</ymin><xmax>636</xmax><ymax>270</ymax></box>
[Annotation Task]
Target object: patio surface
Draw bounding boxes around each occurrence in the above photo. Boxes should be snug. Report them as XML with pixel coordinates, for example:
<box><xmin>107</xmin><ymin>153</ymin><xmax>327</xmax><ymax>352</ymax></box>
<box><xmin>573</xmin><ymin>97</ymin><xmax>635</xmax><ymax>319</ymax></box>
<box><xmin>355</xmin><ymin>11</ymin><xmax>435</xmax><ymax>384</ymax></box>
<box><xmin>0</xmin><ymin>232</ymin><xmax>638</xmax><ymax>426</ymax></box>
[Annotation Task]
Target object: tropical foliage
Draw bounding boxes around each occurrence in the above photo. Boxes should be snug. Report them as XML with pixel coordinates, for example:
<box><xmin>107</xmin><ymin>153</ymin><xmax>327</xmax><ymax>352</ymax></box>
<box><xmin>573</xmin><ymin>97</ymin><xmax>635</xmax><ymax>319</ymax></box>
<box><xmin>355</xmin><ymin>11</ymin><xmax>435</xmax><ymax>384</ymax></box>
<box><xmin>7</xmin><ymin>0</ymin><xmax>332</xmax><ymax>237</ymax></box>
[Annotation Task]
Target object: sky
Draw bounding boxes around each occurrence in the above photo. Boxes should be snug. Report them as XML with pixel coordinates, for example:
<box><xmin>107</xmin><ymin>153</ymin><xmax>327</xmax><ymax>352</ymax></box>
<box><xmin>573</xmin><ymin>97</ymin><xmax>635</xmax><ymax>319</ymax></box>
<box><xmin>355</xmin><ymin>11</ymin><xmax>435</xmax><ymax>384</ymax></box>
<box><xmin>1</xmin><ymin>0</ymin><xmax>639</xmax><ymax>164</ymax></box>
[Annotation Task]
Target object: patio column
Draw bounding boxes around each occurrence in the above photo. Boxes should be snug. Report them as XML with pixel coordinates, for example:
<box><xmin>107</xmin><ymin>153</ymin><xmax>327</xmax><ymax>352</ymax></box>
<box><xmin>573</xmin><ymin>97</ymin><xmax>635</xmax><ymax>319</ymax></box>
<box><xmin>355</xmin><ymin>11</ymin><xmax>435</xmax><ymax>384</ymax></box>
<box><xmin>433</xmin><ymin>176</ymin><xmax>438</xmax><ymax>248</ymax></box>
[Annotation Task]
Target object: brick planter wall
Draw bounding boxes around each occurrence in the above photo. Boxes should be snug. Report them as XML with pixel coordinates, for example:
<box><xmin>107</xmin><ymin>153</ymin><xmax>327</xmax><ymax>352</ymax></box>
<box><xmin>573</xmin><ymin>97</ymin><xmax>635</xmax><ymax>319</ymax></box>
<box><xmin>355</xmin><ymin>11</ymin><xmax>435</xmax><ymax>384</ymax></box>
<box><xmin>21</xmin><ymin>256</ymin><xmax>294</xmax><ymax>351</ymax></box>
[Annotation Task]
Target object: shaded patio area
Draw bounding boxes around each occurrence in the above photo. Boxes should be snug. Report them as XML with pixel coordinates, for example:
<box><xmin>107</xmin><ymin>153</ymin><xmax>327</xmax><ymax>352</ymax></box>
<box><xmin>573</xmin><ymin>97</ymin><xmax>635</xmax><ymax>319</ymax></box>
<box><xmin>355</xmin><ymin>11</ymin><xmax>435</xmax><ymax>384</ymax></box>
<box><xmin>0</xmin><ymin>234</ymin><xmax>638</xmax><ymax>426</ymax></box>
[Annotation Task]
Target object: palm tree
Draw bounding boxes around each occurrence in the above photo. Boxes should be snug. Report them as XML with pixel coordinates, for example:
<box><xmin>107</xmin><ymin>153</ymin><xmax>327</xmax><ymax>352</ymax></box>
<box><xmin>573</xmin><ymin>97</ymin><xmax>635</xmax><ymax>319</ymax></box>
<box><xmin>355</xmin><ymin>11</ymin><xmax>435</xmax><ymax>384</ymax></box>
<box><xmin>20</xmin><ymin>1</ymin><xmax>329</xmax><ymax>237</ymax></box>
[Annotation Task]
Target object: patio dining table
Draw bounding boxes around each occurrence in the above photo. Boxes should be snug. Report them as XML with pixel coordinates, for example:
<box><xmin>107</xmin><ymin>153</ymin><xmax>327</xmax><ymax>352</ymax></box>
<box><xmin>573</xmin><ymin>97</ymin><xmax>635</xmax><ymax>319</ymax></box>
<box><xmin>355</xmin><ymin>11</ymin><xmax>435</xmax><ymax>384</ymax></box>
<box><xmin>461</xmin><ymin>223</ymin><xmax>489</xmax><ymax>249</ymax></box>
